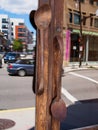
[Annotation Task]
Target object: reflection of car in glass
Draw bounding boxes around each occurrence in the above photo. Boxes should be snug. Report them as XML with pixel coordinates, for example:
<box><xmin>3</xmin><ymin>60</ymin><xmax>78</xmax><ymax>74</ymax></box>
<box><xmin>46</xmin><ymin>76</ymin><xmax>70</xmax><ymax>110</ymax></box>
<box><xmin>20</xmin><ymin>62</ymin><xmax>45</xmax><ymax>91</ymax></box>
<box><xmin>4</xmin><ymin>52</ymin><xmax>20</xmax><ymax>63</ymax></box>
<box><xmin>7</xmin><ymin>59</ymin><xmax>34</xmax><ymax>76</ymax></box>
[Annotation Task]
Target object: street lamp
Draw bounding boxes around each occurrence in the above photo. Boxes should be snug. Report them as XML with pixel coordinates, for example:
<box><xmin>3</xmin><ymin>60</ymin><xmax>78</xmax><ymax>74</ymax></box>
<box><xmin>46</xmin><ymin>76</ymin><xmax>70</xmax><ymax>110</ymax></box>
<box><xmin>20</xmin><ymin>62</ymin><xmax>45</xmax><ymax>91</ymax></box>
<box><xmin>75</xmin><ymin>0</ymin><xmax>98</xmax><ymax>67</ymax></box>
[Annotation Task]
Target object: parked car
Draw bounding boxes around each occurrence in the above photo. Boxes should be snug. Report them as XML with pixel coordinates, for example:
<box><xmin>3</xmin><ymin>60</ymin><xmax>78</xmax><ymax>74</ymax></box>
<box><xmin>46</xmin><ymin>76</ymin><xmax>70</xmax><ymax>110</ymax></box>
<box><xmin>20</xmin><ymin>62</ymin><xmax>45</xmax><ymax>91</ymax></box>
<box><xmin>7</xmin><ymin>59</ymin><xmax>34</xmax><ymax>76</ymax></box>
<box><xmin>4</xmin><ymin>52</ymin><xmax>20</xmax><ymax>63</ymax></box>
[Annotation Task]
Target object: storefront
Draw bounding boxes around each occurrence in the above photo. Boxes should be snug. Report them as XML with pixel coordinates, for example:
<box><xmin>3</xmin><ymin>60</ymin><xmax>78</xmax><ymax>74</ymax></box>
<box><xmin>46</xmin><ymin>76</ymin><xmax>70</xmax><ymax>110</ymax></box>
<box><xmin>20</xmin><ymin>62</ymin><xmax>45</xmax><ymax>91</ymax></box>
<box><xmin>69</xmin><ymin>30</ymin><xmax>98</xmax><ymax>62</ymax></box>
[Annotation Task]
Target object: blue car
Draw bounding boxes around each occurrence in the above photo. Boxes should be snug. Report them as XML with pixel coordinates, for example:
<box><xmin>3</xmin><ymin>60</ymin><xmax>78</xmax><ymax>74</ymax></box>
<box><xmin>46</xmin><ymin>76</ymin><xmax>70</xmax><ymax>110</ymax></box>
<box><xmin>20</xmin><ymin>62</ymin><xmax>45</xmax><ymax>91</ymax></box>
<box><xmin>4</xmin><ymin>52</ymin><xmax>20</xmax><ymax>63</ymax></box>
<box><xmin>7</xmin><ymin>59</ymin><xmax>34</xmax><ymax>76</ymax></box>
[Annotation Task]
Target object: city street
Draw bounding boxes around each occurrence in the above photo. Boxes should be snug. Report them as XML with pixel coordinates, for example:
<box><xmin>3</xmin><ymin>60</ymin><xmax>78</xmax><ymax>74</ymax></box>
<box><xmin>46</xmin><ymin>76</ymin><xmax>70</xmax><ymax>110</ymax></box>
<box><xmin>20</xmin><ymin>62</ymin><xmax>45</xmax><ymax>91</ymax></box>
<box><xmin>61</xmin><ymin>69</ymin><xmax>98</xmax><ymax>129</ymax></box>
<box><xmin>62</xmin><ymin>69</ymin><xmax>98</xmax><ymax>106</ymax></box>
<box><xmin>0</xmin><ymin>64</ymin><xmax>35</xmax><ymax>110</ymax></box>
<box><xmin>0</xmin><ymin>65</ymin><xmax>98</xmax><ymax>129</ymax></box>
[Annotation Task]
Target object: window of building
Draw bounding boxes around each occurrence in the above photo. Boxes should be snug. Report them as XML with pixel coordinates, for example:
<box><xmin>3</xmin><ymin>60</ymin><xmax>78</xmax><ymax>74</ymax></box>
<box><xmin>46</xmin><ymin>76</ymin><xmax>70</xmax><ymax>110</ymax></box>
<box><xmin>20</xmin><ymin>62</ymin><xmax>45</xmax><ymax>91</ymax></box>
<box><xmin>2</xmin><ymin>18</ymin><xmax>8</xmax><ymax>23</ymax></box>
<box><xmin>75</xmin><ymin>0</ymin><xmax>84</xmax><ymax>3</ymax></box>
<box><xmin>69</xmin><ymin>12</ymin><xmax>73</xmax><ymax>23</ymax></box>
<box><xmin>11</xmin><ymin>27</ymin><xmax>13</xmax><ymax>31</ymax></box>
<box><xmin>81</xmin><ymin>0</ymin><xmax>84</xmax><ymax>3</ymax></box>
<box><xmin>89</xmin><ymin>0</ymin><xmax>94</xmax><ymax>5</ymax></box>
<box><xmin>90</xmin><ymin>17</ymin><xmax>93</xmax><ymax>26</ymax></box>
<box><xmin>18</xmin><ymin>33</ymin><xmax>25</xmax><ymax>37</ymax></box>
<box><xmin>19</xmin><ymin>23</ymin><xmax>24</xmax><ymax>25</ymax></box>
<box><xmin>2</xmin><ymin>25</ymin><xmax>8</xmax><ymax>29</ymax></box>
<box><xmin>2</xmin><ymin>30</ymin><xmax>8</xmax><ymax>34</ymax></box>
<box><xmin>82</xmin><ymin>13</ymin><xmax>86</xmax><ymax>26</ymax></box>
<box><xmin>69</xmin><ymin>9</ymin><xmax>73</xmax><ymax>23</ymax></box>
<box><xmin>74</xmin><ymin>12</ymin><xmax>80</xmax><ymax>25</ymax></box>
<box><xmin>82</xmin><ymin>16</ymin><xmax>86</xmax><ymax>25</ymax></box>
<box><xmin>11</xmin><ymin>32</ymin><xmax>13</xmax><ymax>36</ymax></box>
<box><xmin>18</xmin><ymin>28</ymin><xmax>25</xmax><ymax>32</ymax></box>
<box><xmin>94</xmin><ymin>18</ymin><xmax>98</xmax><ymax>28</ymax></box>
<box><xmin>96</xmin><ymin>2</ymin><xmax>98</xmax><ymax>6</ymax></box>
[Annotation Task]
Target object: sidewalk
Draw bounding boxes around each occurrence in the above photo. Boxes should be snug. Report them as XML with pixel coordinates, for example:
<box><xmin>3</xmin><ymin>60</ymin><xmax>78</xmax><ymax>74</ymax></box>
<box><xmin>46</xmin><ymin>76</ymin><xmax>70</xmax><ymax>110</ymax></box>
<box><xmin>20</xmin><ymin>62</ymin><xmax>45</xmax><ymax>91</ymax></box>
<box><xmin>0</xmin><ymin>62</ymin><xmax>98</xmax><ymax>130</ymax></box>
<box><xmin>0</xmin><ymin>107</ymin><xmax>35</xmax><ymax>130</ymax></box>
<box><xmin>64</xmin><ymin>61</ymin><xmax>98</xmax><ymax>73</ymax></box>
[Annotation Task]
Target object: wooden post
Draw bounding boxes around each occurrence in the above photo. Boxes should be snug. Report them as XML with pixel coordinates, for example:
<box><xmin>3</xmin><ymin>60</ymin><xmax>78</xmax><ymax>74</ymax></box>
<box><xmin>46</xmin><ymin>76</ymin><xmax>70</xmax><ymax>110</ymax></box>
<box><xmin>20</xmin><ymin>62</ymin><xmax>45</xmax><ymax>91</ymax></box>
<box><xmin>34</xmin><ymin>0</ymin><xmax>65</xmax><ymax>130</ymax></box>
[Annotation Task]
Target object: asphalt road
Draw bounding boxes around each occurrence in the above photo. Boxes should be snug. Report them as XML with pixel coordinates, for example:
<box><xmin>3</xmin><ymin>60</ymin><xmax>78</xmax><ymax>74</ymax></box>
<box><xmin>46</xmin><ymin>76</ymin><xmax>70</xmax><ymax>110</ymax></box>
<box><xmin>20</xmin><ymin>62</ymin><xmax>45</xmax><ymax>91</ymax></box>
<box><xmin>0</xmin><ymin>65</ymin><xmax>98</xmax><ymax>129</ymax></box>
<box><xmin>62</xmin><ymin>69</ymin><xmax>98</xmax><ymax>106</ymax></box>
<box><xmin>0</xmin><ymin>65</ymin><xmax>35</xmax><ymax>110</ymax></box>
<box><xmin>61</xmin><ymin>69</ymin><xmax>98</xmax><ymax>129</ymax></box>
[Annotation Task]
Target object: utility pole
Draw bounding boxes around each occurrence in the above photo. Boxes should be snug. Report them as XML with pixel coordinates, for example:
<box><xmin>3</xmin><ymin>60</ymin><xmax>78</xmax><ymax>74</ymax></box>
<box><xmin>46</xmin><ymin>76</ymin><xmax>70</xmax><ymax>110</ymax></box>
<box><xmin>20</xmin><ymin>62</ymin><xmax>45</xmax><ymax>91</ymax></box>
<box><xmin>30</xmin><ymin>0</ymin><xmax>67</xmax><ymax>130</ymax></box>
<box><xmin>76</xmin><ymin>0</ymin><xmax>83</xmax><ymax>67</ymax></box>
<box><xmin>78</xmin><ymin>0</ymin><xmax>83</xmax><ymax>67</ymax></box>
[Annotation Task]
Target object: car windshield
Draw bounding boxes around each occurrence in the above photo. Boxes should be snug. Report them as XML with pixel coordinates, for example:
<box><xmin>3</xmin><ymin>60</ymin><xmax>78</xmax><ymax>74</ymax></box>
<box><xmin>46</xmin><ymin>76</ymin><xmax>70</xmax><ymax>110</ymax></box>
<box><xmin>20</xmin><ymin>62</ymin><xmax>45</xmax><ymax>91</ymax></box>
<box><xmin>6</xmin><ymin>53</ymin><xmax>17</xmax><ymax>56</ymax></box>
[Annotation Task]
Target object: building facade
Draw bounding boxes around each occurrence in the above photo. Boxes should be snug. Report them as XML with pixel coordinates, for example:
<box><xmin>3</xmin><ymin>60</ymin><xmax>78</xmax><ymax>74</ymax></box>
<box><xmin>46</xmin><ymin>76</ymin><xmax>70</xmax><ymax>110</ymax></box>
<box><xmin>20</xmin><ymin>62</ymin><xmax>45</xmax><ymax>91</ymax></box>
<box><xmin>0</xmin><ymin>14</ymin><xmax>34</xmax><ymax>51</ymax></box>
<box><xmin>63</xmin><ymin>0</ymin><xmax>98</xmax><ymax>66</ymax></box>
<box><xmin>10</xmin><ymin>18</ymin><xmax>25</xmax><ymax>44</ymax></box>
<box><xmin>15</xmin><ymin>25</ymin><xmax>33</xmax><ymax>51</ymax></box>
<box><xmin>0</xmin><ymin>14</ymin><xmax>11</xmax><ymax>41</ymax></box>
<box><xmin>0</xmin><ymin>31</ymin><xmax>7</xmax><ymax>51</ymax></box>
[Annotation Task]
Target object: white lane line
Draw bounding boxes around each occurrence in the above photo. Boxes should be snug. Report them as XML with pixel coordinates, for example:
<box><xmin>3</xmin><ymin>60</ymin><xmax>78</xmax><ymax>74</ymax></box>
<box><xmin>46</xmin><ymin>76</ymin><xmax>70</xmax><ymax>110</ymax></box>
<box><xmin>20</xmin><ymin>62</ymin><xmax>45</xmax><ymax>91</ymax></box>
<box><xmin>69</xmin><ymin>72</ymin><xmax>98</xmax><ymax>84</ymax></box>
<box><xmin>62</xmin><ymin>87</ymin><xmax>81</xmax><ymax>104</ymax></box>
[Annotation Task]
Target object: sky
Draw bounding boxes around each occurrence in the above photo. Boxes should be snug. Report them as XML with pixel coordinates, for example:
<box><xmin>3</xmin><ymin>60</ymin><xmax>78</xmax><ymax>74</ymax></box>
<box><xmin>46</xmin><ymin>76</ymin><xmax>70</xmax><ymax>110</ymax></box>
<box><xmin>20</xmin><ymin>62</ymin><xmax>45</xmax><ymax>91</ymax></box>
<box><xmin>0</xmin><ymin>0</ymin><xmax>38</xmax><ymax>34</ymax></box>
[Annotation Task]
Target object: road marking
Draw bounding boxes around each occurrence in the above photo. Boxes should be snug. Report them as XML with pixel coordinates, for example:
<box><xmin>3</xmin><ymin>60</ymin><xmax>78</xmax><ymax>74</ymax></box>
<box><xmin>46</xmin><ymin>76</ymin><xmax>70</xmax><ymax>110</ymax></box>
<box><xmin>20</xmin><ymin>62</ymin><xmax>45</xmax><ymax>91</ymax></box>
<box><xmin>62</xmin><ymin>71</ymin><xmax>98</xmax><ymax>104</ymax></box>
<box><xmin>0</xmin><ymin>107</ymin><xmax>35</xmax><ymax>113</ymax></box>
<box><xmin>71</xmin><ymin>124</ymin><xmax>98</xmax><ymax>130</ymax></box>
<box><xmin>62</xmin><ymin>87</ymin><xmax>81</xmax><ymax>104</ymax></box>
<box><xmin>69</xmin><ymin>72</ymin><xmax>98</xmax><ymax>84</ymax></box>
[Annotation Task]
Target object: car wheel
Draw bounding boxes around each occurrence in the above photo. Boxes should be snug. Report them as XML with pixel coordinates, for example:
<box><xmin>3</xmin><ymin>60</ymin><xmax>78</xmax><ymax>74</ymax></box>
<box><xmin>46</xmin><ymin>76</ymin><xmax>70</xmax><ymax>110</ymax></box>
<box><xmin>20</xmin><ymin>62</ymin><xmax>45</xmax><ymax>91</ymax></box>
<box><xmin>18</xmin><ymin>70</ymin><xmax>26</xmax><ymax>77</ymax></box>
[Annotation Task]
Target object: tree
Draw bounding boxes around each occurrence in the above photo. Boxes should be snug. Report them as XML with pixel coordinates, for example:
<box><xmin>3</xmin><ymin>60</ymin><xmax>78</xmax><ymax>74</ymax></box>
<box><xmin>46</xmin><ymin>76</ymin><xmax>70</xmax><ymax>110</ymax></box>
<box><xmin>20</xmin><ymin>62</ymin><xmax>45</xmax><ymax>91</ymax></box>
<box><xmin>13</xmin><ymin>39</ymin><xmax>23</xmax><ymax>51</ymax></box>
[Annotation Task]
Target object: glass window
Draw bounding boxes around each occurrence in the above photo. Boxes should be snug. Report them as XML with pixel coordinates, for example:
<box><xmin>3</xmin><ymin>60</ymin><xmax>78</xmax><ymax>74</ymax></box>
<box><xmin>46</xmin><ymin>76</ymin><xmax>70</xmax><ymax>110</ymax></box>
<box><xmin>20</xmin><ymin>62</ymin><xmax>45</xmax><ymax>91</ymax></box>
<box><xmin>89</xmin><ymin>0</ymin><xmax>94</xmax><ymax>5</ymax></box>
<box><xmin>94</xmin><ymin>18</ymin><xmax>98</xmax><ymax>28</ymax></box>
<box><xmin>69</xmin><ymin>12</ymin><xmax>72</xmax><ymax>23</ymax></box>
<box><xmin>2</xmin><ymin>25</ymin><xmax>8</xmax><ymax>29</ymax></box>
<box><xmin>74</xmin><ymin>13</ymin><xmax>80</xmax><ymax>25</ymax></box>
<box><xmin>18</xmin><ymin>28</ymin><xmax>25</xmax><ymax>32</ymax></box>
<box><xmin>2</xmin><ymin>18</ymin><xmax>8</xmax><ymax>23</ymax></box>
<box><xmin>2</xmin><ymin>30</ymin><xmax>8</xmax><ymax>34</ymax></box>
<box><xmin>18</xmin><ymin>33</ymin><xmax>25</xmax><ymax>37</ymax></box>
<box><xmin>19</xmin><ymin>23</ymin><xmax>24</xmax><ymax>25</ymax></box>
<box><xmin>11</xmin><ymin>32</ymin><xmax>13</xmax><ymax>36</ymax></box>
<box><xmin>81</xmin><ymin>0</ymin><xmax>84</xmax><ymax>3</ymax></box>
<box><xmin>90</xmin><ymin>17</ymin><xmax>93</xmax><ymax>26</ymax></box>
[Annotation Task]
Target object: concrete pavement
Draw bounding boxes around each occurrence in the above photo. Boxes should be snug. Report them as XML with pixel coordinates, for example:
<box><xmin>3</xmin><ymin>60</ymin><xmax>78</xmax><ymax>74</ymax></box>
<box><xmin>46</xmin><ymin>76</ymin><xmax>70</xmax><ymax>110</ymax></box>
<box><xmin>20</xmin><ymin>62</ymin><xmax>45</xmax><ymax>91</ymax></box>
<box><xmin>0</xmin><ymin>107</ymin><xmax>35</xmax><ymax>130</ymax></box>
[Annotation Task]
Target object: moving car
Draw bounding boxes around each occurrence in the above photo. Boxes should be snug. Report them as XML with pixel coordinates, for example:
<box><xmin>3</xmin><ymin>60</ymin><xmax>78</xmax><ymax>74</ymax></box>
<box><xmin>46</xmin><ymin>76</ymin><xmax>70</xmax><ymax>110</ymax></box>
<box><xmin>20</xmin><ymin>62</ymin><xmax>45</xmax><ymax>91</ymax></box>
<box><xmin>4</xmin><ymin>52</ymin><xmax>20</xmax><ymax>63</ymax></box>
<box><xmin>7</xmin><ymin>59</ymin><xmax>34</xmax><ymax>76</ymax></box>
